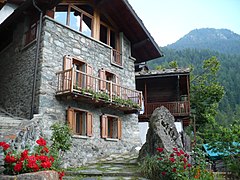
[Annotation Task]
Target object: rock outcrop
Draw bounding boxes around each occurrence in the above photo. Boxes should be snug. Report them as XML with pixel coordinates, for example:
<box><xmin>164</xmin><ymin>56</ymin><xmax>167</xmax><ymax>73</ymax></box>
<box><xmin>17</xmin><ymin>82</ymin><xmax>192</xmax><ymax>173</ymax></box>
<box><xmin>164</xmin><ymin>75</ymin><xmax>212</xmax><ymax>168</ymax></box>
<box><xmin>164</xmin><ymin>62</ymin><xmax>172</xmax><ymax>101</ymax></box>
<box><xmin>139</xmin><ymin>106</ymin><xmax>183</xmax><ymax>160</ymax></box>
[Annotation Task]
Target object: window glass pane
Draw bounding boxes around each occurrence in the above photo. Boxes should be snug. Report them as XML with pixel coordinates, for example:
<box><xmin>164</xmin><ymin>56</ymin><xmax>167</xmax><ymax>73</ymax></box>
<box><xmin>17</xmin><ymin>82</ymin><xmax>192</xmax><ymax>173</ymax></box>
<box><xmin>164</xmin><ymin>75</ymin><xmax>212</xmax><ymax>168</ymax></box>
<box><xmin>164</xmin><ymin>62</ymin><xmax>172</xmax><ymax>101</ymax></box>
<box><xmin>82</xmin><ymin>15</ymin><xmax>92</xmax><ymax>37</ymax></box>
<box><xmin>55</xmin><ymin>12</ymin><xmax>67</xmax><ymax>25</ymax></box>
<box><xmin>75</xmin><ymin>112</ymin><xmax>81</xmax><ymax>134</ymax></box>
<box><xmin>112</xmin><ymin>119</ymin><xmax>118</xmax><ymax>139</ymax></box>
<box><xmin>81</xmin><ymin>113</ymin><xmax>87</xmax><ymax>135</ymax></box>
<box><xmin>70</xmin><ymin>9</ymin><xmax>80</xmax><ymax>31</ymax></box>
<box><xmin>110</xmin><ymin>30</ymin><xmax>116</xmax><ymax>49</ymax></box>
<box><xmin>100</xmin><ymin>24</ymin><xmax>107</xmax><ymax>44</ymax></box>
<box><xmin>54</xmin><ymin>6</ymin><xmax>68</xmax><ymax>25</ymax></box>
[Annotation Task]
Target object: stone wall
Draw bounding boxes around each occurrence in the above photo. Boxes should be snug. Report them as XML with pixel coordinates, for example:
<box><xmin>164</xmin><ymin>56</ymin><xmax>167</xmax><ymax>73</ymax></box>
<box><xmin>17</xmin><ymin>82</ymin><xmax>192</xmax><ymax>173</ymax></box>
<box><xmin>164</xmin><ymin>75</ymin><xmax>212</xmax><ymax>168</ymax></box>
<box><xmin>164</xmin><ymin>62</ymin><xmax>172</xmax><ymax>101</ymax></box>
<box><xmin>0</xmin><ymin>18</ymin><xmax>36</xmax><ymax>119</ymax></box>
<box><xmin>37</xmin><ymin>17</ymin><xmax>141</xmax><ymax>167</ymax></box>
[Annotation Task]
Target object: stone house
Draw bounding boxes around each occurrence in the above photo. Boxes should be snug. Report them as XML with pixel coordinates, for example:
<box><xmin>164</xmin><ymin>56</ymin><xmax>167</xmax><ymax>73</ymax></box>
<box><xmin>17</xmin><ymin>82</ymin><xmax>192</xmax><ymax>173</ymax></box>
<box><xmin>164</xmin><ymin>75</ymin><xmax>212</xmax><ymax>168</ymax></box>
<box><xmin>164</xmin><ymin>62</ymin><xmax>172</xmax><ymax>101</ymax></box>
<box><xmin>0</xmin><ymin>0</ymin><xmax>162</xmax><ymax>166</ymax></box>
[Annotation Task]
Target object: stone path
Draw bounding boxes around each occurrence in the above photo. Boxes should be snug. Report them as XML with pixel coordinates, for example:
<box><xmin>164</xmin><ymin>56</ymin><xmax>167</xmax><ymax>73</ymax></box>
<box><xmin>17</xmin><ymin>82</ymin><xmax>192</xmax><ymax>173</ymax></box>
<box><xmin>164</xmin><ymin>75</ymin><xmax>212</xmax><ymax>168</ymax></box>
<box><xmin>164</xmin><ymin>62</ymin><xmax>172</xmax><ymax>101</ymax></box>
<box><xmin>63</xmin><ymin>152</ymin><xmax>148</xmax><ymax>180</ymax></box>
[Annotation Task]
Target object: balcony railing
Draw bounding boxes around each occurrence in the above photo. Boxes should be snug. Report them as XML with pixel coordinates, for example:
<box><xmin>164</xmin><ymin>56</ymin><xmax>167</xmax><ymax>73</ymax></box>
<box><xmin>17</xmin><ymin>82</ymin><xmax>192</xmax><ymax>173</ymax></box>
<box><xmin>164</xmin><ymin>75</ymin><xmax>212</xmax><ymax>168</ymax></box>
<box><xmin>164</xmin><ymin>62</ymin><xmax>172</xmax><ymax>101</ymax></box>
<box><xmin>56</xmin><ymin>68</ymin><xmax>142</xmax><ymax>111</ymax></box>
<box><xmin>140</xmin><ymin>101</ymin><xmax>190</xmax><ymax>119</ymax></box>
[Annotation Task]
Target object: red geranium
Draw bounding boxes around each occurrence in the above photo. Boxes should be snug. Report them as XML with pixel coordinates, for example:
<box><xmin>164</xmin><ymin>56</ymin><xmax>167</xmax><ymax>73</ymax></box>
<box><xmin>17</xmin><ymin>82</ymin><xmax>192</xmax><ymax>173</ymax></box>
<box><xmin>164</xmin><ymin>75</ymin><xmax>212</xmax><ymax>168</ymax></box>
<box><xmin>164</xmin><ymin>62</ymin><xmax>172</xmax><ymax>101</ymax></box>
<box><xmin>36</xmin><ymin>137</ymin><xmax>46</xmax><ymax>146</ymax></box>
<box><xmin>5</xmin><ymin>154</ymin><xmax>17</xmax><ymax>163</ymax></box>
<box><xmin>169</xmin><ymin>157</ymin><xmax>175</xmax><ymax>163</ymax></box>
<box><xmin>156</xmin><ymin>147</ymin><xmax>164</xmax><ymax>153</ymax></box>
<box><xmin>172</xmin><ymin>168</ymin><xmax>177</xmax><ymax>172</ymax></box>
<box><xmin>41</xmin><ymin>161</ymin><xmax>52</xmax><ymax>169</ymax></box>
<box><xmin>161</xmin><ymin>171</ymin><xmax>166</xmax><ymax>176</ymax></box>
<box><xmin>0</xmin><ymin>142</ymin><xmax>10</xmax><ymax>150</ymax></box>
<box><xmin>14</xmin><ymin>162</ymin><xmax>23</xmax><ymax>172</ymax></box>
<box><xmin>58</xmin><ymin>171</ymin><xmax>65</xmax><ymax>180</ymax></box>
<box><xmin>173</xmin><ymin>147</ymin><xmax>178</xmax><ymax>151</ymax></box>
<box><xmin>21</xmin><ymin>150</ymin><xmax>28</xmax><ymax>160</ymax></box>
<box><xmin>41</xmin><ymin>146</ymin><xmax>49</xmax><ymax>153</ymax></box>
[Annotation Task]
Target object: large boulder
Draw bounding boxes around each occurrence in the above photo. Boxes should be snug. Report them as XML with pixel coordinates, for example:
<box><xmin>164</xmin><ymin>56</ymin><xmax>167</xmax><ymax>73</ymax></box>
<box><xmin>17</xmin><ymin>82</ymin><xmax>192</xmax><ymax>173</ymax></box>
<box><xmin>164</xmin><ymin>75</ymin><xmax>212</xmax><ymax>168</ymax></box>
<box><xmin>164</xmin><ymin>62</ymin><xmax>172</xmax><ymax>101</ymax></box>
<box><xmin>139</xmin><ymin>106</ymin><xmax>183</xmax><ymax>160</ymax></box>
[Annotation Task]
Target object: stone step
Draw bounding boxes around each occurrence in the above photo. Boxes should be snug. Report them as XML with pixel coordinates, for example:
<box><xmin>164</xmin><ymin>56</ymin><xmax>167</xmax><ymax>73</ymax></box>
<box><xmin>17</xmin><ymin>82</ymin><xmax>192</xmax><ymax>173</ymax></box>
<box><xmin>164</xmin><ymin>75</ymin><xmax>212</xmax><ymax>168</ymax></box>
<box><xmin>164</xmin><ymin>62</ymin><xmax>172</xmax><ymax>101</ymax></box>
<box><xmin>63</xmin><ymin>176</ymin><xmax>148</xmax><ymax>180</ymax></box>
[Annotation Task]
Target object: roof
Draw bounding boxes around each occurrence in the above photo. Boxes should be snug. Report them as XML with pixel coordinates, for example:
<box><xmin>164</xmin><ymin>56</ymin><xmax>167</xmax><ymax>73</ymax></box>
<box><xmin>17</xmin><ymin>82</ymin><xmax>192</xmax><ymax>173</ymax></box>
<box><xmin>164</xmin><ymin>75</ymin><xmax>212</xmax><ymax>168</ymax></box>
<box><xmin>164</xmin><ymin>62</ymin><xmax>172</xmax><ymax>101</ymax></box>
<box><xmin>0</xmin><ymin>0</ymin><xmax>163</xmax><ymax>63</ymax></box>
<box><xmin>135</xmin><ymin>68</ymin><xmax>191</xmax><ymax>79</ymax></box>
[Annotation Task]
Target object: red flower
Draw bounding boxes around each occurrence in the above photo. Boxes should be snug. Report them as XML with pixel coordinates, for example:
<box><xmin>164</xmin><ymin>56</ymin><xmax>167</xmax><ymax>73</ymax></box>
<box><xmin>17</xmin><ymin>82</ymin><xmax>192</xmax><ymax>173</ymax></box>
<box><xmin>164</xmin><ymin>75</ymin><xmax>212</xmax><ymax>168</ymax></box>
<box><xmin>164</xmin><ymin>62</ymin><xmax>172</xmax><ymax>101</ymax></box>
<box><xmin>0</xmin><ymin>142</ymin><xmax>6</xmax><ymax>146</ymax></box>
<box><xmin>38</xmin><ymin>155</ymin><xmax>48</xmax><ymax>162</ymax></box>
<box><xmin>176</xmin><ymin>152</ymin><xmax>181</xmax><ymax>156</ymax></box>
<box><xmin>156</xmin><ymin>147</ymin><xmax>164</xmax><ymax>153</ymax></box>
<box><xmin>184</xmin><ymin>165</ymin><xmax>186</xmax><ymax>169</ymax></box>
<box><xmin>41</xmin><ymin>161</ymin><xmax>52</xmax><ymax>169</ymax></box>
<box><xmin>183</xmin><ymin>158</ymin><xmax>187</xmax><ymax>163</ymax></box>
<box><xmin>180</xmin><ymin>149</ymin><xmax>185</xmax><ymax>155</ymax></box>
<box><xmin>27</xmin><ymin>161</ymin><xmax>39</xmax><ymax>172</ymax></box>
<box><xmin>187</xmin><ymin>163</ymin><xmax>192</xmax><ymax>168</ymax></box>
<box><xmin>172</xmin><ymin>168</ymin><xmax>177</xmax><ymax>172</ymax></box>
<box><xmin>49</xmin><ymin>156</ymin><xmax>54</xmax><ymax>163</ymax></box>
<box><xmin>170</xmin><ymin>153</ymin><xmax>175</xmax><ymax>157</ymax></box>
<box><xmin>21</xmin><ymin>150</ymin><xmax>28</xmax><ymax>160</ymax></box>
<box><xmin>173</xmin><ymin>148</ymin><xmax>178</xmax><ymax>151</ymax></box>
<box><xmin>161</xmin><ymin>171</ymin><xmax>166</xmax><ymax>176</ymax></box>
<box><xmin>158</xmin><ymin>157</ymin><xmax>163</xmax><ymax>161</ymax></box>
<box><xmin>5</xmin><ymin>154</ymin><xmax>17</xmax><ymax>163</ymax></box>
<box><xmin>184</xmin><ymin>153</ymin><xmax>190</xmax><ymax>158</ymax></box>
<box><xmin>169</xmin><ymin>157</ymin><xmax>175</xmax><ymax>163</ymax></box>
<box><xmin>58</xmin><ymin>171</ymin><xmax>65</xmax><ymax>180</ymax></box>
<box><xmin>41</xmin><ymin>146</ymin><xmax>49</xmax><ymax>153</ymax></box>
<box><xmin>14</xmin><ymin>162</ymin><xmax>23</xmax><ymax>172</ymax></box>
<box><xmin>36</xmin><ymin>137</ymin><xmax>46</xmax><ymax>146</ymax></box>
<box><xmin>2</xmin><ymin>143</ymin><xmax>10</xmax><ymax>150</ymax></box>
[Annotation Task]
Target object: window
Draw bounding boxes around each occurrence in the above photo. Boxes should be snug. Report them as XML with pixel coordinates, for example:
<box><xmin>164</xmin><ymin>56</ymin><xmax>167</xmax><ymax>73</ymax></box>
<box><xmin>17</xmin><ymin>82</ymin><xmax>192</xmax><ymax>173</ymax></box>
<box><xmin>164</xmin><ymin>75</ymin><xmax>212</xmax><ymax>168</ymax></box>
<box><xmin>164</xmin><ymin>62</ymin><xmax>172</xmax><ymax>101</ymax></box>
<box><xmin>99</xmin><ymin>69</ymin><xmax>120</xmax><ymax>95</ymax></box>
<box><xmin>54</xmin><ymin>4</ymin><xmax>93</xmax><ymax>37</ymax></box>
<box><xmin>100</xmin><ymin>23</ymin><xmax>122</xmax><ymax>66</ymax></box>
<box><xmin>23</xmin><ymin>15</ymin><xmax>38</xmax><ymax>47</ymax></box>
<box><xmin>67</xmin><ymin>107</ymin><xmax>93</xmax><ymax>136</ymax></box>
<box><xmin>101</xmin><ymin>114</ymin><xmax>122</xmax><ymax>140</ymax></box>
<box><xmin>63</xmin><ymin>55</ymin><xmax>93</xmax><ymax>91</ymax></box>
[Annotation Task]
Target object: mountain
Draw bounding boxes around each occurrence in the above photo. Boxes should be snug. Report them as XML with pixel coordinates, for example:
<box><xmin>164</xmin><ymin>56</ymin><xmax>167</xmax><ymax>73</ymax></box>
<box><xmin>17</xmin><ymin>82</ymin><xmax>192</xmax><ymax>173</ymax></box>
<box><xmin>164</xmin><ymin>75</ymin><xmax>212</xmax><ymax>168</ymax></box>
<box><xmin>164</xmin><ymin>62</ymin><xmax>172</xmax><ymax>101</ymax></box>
<box><xmin>166</xmin><ymin>28</ymin><xmax>240</xmax><ymax>55</ymax></box>
<box><xmin>148</xmin><ymin>28</ymin><xmax>240</xmax><ymax>124</ymax></box>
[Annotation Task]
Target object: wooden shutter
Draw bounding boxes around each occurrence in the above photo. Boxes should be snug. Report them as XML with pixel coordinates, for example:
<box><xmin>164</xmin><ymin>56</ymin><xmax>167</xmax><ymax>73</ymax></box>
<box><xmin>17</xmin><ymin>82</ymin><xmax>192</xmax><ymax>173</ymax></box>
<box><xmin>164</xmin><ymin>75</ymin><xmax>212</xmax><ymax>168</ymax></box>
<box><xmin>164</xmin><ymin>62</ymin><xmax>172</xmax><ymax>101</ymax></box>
<box><xmin>63</xmin><ymin>55</ymin><xmax>73</xmax><ymax>70</ymax></box>
<box><xmin>63</xmin><ymin>55</ymin><xmax>73</xmax><ymax>91</ymax></box>
<box><xmin>117</xmin><ymin>118</ymin><xmax>122</xmax><ymax>140</ymax></box>
<box><xmin>86</xmin><ymin>112</ymin><xmax>93</xmax><ymax>137</ymax></box>
<box><xmin>86</xmin><ymin>64</ymin><xmax>93</xmax><ymax>90</ymax></box>
<box><xmin>67</xmin><ymin>108</ymin><xmax>75</xmax><ymax>132</ymax></box>
<box><xmin>101</xmin><ymin>115</ymin><xmax>108</xmax><ymax>138</ymax></box>
<box><xmin>99</xmin><ymin>69</ymin><xmax>106</xmax><ymax>91</ymax></box>
<box><xmin>115</xmin><ymin>75</ymin><xmax>120</xmax><ymax>96</ymax></box>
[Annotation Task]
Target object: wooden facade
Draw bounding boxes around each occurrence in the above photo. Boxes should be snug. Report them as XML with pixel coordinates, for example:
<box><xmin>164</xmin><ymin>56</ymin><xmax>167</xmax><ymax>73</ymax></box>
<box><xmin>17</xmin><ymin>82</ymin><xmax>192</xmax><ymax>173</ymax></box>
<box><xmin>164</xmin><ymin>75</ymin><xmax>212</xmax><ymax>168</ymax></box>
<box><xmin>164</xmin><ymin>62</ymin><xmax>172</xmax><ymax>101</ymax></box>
<box><xmin>136</xmin><ymin>68</ymin><xmax>191</xmax><ymax>126</ymax></box>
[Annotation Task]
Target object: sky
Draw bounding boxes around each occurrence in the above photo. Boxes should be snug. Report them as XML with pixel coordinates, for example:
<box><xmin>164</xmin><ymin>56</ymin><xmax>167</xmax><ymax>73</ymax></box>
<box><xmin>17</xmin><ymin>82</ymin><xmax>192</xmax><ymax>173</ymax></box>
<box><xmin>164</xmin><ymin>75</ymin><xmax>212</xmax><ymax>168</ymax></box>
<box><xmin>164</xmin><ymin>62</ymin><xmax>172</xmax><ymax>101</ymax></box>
<box><xmin>128</xmin><ymin>0</ymin><xmax>240</xmax><ymax>47</ymax></box>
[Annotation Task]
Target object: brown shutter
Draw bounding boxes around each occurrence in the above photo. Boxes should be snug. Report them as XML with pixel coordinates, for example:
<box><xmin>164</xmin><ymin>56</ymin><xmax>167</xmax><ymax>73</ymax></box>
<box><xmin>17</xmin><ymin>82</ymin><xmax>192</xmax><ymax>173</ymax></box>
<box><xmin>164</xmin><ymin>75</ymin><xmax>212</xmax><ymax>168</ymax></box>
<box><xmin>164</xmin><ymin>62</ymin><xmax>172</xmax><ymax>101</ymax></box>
<box><xmin>86</xmin><ymin>64</ymin><xmax>93</xmax><ymax>90</ymax></box>
<box><xmin>67</xmin><ymin>108</ymin><xmax>75</xmax><ymax>132</ymax></box>
<box><xmin>101</xmin><ymin>115</ymin><xmax>108</xmax><ymax>138</ymax></box>
<box><xmin>63</xmin><ymin>55</ymin><xmax>73</xmax><ymax>70</ymax></box>
<box><xmin>117</xmin><ymin>118</ymin><xmax>122</xmax><ymax>140</ymax></box>
<box><xmin>63</xmin><ymin>55</ymin><xmax>73</xmax><ymax>91</ymax></box>
<box><xmin>99</xmin><ymin>69</ymin><xmax>106</xmax><ymax>91</ymax></box>
<box><xmin>86</xmin><ymin>112</ymin><xmax>93</xmax><ymax>137</ymax></box>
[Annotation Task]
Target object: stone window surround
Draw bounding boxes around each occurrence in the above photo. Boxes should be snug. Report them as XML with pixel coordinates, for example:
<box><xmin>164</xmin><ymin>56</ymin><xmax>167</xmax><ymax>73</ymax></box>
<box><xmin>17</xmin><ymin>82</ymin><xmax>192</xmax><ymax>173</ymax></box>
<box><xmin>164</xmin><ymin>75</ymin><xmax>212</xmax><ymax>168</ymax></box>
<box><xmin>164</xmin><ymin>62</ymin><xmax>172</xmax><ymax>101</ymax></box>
<box><xmin>67</xmin><ymin>107</ymin><xmax>93</xmax><ymax>137</ymax></box>
<box><xmin>101</xmin><ymin>114</ymin><xmax>122</xmax><ymax>140</ymax></box>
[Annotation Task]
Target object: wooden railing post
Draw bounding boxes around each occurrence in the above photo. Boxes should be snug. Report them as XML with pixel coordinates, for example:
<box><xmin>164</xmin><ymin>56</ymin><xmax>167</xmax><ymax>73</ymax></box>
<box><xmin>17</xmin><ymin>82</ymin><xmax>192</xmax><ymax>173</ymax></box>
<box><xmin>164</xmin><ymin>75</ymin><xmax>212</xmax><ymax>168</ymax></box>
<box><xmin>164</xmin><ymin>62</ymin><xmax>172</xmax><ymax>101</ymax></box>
<box><xmin>110</xmin><ymin>81</ymin><xmax>113</xmax><ymax>102</ymax></box>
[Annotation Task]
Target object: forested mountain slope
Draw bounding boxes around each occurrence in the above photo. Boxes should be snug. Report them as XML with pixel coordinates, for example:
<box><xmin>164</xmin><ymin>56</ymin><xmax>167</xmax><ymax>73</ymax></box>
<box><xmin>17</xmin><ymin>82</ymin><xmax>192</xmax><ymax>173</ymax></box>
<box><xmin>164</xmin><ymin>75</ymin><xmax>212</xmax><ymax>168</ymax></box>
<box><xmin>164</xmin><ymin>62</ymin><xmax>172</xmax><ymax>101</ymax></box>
<box><xmin>166</xmin><ymin>28</ymin><xmax>240</xmax><ymax>55</ymax></box>
<box><xmin>148</xmin><ymin>28</ymin><xmax>240</xmax><ymax>123</ymax></box>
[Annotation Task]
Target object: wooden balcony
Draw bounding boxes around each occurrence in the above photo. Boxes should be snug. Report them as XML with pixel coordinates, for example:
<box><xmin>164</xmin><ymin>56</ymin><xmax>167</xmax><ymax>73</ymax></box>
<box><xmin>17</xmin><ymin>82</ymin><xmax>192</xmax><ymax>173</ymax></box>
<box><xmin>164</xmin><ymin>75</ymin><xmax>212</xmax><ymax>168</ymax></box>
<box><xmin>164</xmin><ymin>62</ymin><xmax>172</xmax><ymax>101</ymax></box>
<box><xmin>56</xmin><ymin>68</ymin><xmax>142</xmax><ymax>113</ymax></box>
<box><xmin>139</xmin><ymin>101</ymin><xmax>190</xmax><ymax>122</ymax></box>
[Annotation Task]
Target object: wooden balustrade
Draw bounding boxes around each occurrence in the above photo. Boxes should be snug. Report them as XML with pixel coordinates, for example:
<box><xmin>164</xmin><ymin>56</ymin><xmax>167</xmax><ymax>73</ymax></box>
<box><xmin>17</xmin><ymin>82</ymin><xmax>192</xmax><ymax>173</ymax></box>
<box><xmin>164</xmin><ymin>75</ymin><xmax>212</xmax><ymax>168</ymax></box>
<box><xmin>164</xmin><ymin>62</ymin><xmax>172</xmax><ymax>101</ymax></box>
<box><xmin>143</xmin><ymin>101</ymin><xmax>190</xmax><ymax>118</ymax></box>
<box><xmin>56</xmin><ymin>68</ymin><xmax>142</xmax><ymax>110</ymax></box>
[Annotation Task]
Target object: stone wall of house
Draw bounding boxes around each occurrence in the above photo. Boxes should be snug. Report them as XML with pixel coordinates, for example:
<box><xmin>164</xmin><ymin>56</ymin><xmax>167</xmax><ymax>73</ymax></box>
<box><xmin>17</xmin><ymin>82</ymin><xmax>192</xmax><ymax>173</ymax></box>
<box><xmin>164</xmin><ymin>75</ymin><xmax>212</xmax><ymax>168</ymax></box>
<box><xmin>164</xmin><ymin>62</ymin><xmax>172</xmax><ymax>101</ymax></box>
<box><xmin>36</xmin><ymin>17</ymin><xmax>141</xmax><ymax>167</ymax></box>
<box><xmin>0</xmin><ymin>20</ymin><xmax>35</xmax><ymax>119</ymax></box>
